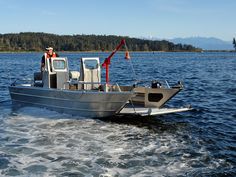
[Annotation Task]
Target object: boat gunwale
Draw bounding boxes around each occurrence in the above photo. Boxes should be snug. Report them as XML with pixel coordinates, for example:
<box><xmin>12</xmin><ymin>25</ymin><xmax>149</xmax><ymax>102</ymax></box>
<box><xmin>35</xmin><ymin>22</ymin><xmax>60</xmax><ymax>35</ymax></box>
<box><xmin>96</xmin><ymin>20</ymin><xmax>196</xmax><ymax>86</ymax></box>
<box><xmin>9</xmin><ymin>85</ymin><xmax>134</xmax><ymax>95</ymax></box>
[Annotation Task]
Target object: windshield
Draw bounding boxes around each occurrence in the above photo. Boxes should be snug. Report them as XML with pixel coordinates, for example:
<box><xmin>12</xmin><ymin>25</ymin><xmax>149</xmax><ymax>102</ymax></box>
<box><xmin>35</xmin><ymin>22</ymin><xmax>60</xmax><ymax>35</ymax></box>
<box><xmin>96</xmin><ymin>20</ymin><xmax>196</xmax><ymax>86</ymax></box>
<box><xmin>53</xmin><ymin>60</ymin><xmax>66</xmax><ymax>70</ymax></box>
<box><xmin>84</xmin><ymin>60</ymin><xmax>98</xmax><ymax>69</ymax></box>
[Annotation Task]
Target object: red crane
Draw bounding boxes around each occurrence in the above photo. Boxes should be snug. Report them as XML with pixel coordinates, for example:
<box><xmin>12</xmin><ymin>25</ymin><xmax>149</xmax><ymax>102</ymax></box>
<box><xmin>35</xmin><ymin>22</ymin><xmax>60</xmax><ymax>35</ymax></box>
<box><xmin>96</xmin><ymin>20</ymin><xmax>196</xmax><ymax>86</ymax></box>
<box><xmin>102</xmin><ymin>39</ymin><xmax>130</xmax><ymax>84</ymax></box>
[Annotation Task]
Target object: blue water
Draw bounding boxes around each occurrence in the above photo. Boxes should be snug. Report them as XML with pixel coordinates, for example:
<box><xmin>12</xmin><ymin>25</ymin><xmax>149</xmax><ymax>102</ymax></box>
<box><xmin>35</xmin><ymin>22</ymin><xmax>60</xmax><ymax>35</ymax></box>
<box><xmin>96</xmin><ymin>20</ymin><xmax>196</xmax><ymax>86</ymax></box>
<box><xmin>0</xmin><ymin>52</ymin><xmax>235</xmax><ymax>176</ymax></box>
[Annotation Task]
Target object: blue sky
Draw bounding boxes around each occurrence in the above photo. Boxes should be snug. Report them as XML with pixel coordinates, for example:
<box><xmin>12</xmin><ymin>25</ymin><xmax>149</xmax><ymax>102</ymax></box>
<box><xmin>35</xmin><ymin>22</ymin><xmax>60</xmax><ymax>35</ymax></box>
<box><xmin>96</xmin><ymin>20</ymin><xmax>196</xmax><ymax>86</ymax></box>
<box><xmin>0</xmin><ymin>0</ymin><xmax>235</xmax><ymax>41</ymax></box>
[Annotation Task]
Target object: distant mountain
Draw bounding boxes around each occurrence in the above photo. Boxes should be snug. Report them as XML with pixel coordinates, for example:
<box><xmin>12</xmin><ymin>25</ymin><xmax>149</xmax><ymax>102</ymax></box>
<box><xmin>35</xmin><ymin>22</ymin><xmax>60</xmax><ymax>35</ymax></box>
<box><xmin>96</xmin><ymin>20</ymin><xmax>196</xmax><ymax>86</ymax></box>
<box><xmin>169</xmin><ymin>37</ymin><xmax>233</xmax><ymax>50</ymax></box>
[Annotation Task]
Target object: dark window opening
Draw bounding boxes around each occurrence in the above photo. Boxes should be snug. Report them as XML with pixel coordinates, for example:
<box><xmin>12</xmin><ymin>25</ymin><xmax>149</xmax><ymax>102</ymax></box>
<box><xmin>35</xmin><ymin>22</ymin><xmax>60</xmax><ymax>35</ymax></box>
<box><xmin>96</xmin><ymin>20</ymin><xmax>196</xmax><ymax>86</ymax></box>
<box><xmin>148</xmin><ymin>93</ymin><xmax>163</xmax><ymax>102</ymax></box>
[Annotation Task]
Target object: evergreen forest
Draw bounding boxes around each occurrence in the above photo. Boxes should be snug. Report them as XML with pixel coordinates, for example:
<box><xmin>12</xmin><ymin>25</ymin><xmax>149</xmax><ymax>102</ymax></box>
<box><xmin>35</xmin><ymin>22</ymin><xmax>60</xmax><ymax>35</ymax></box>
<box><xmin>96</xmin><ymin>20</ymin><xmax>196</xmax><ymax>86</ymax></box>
<box><xmin>0</xmin><ymin>32</ymin><xmax>201</xmax><ymax>52</ymax></box>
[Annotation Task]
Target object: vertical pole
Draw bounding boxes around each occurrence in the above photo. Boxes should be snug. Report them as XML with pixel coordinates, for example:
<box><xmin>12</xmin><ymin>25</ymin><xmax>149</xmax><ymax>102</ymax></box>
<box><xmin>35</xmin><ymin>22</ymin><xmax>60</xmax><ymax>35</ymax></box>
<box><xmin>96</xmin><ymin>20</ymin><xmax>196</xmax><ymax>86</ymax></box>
<box><xmin>106</xmin><ymin>64</ymin><xmax>109</xmax><ymax>83</ymax></box>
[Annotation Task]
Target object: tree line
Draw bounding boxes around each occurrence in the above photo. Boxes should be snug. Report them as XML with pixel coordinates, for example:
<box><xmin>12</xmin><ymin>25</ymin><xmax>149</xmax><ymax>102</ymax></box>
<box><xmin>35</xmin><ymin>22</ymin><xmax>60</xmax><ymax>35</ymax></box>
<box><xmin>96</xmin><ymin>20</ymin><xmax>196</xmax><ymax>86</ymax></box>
<box><xmin>0</xmin><ymin>32</ymin><xmax>201</xmax><ymax>52</ymax></box>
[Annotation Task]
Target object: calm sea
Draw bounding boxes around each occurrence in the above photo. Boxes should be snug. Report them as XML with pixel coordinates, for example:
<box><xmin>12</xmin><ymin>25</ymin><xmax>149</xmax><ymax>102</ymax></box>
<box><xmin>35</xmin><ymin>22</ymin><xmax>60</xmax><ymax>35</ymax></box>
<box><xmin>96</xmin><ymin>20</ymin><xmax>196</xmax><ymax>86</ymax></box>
<box><xmin>0</xmin><ymin>52</ymin><xmax>235</xmax><ymax>176</ymax></box>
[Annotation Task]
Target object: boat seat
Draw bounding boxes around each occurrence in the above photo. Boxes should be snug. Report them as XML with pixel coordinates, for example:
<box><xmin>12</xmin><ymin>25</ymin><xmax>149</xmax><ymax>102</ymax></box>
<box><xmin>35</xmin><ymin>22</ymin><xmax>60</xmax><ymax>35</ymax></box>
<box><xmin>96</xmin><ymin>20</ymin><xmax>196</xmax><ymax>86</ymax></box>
<box><xmin>69</xmin><ymin>71</ymin><xmax>80</xmax><ymax>80</ymax></box>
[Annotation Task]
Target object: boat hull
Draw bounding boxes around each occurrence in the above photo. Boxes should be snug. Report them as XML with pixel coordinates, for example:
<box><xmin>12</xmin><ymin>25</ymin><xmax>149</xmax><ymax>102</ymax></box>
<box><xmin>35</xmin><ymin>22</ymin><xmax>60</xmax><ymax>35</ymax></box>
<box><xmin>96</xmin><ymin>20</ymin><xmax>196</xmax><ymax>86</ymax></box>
<box><xmin>9</xmin><ymin>86</ymin><xmax>133</xmax><ymax>118</ymax></box>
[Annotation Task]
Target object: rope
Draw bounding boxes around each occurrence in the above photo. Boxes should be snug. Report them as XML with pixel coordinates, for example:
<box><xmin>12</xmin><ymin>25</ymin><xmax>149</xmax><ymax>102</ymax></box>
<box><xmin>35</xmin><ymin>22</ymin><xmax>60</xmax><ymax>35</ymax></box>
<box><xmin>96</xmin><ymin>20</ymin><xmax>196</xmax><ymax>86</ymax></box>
<box><xmin>124</xmin><ymin>43</ymin><xmax>139</xmax><ymax>85</ymax></box>
<box><xmin>129</xmin><ymin>98</ymin><xmax>137</xmax><ymax>114</ymax></box>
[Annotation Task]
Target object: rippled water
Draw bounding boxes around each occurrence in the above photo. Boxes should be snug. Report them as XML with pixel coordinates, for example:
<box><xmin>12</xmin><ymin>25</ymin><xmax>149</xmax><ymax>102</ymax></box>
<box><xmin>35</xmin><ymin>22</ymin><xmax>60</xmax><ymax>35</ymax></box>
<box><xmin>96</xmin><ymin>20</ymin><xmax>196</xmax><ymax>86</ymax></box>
<box><xmin>0</xmin><ymin>52</ymin><xmax>235</xmax><ymax>176</ymax></box>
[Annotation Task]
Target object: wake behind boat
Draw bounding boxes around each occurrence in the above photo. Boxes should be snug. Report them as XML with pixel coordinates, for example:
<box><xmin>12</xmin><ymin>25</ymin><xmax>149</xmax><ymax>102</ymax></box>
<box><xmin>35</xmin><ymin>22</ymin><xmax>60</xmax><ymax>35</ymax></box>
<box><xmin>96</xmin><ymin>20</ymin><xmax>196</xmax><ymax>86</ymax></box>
<box><xmin>9</xmin><ymin>40</ymin><xmax>192</xmax><ymax>118</ymax></box>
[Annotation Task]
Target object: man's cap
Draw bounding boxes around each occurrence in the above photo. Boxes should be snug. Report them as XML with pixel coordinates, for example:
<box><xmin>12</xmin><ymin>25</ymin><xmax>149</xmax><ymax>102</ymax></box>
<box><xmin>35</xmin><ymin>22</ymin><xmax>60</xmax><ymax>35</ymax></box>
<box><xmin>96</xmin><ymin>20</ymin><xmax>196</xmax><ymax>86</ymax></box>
<box><xmin>46</xmin><ymin>47</ymin><xmax>53</xmax><ymax>50</ymax></box>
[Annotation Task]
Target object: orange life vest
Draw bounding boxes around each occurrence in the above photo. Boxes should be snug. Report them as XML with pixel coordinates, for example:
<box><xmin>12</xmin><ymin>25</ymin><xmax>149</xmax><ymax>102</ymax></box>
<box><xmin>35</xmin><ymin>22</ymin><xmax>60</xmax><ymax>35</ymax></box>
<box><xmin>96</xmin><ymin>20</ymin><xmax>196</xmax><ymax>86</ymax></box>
<box><xmin>44</xmin><ymin>52</ymin><xmax>57</xmax><ymax>58</ymax></box>
<box><xmin>43</xmin><ymin>52</ymin><xmax>57</xmax><ymax>72</ymax></box>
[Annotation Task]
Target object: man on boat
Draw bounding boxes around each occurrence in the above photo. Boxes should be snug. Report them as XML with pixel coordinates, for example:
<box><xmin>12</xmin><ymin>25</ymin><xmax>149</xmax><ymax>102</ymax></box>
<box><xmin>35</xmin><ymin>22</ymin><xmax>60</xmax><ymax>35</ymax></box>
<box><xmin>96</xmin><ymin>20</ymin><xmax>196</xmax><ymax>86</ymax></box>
<box><xmin>41</xmin><ymin>47</ymin><xmax>59</xmax><ymax>72</ymax></box>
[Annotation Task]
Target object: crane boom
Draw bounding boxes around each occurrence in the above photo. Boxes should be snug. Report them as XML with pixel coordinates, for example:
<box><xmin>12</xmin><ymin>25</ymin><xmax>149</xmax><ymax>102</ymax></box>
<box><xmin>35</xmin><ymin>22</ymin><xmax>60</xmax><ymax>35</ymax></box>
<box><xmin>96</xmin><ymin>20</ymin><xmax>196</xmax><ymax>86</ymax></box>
<box><xmin>102</xmin><ymin>39</ymin><xmax>127</xmax><ymax>83</ymax></box>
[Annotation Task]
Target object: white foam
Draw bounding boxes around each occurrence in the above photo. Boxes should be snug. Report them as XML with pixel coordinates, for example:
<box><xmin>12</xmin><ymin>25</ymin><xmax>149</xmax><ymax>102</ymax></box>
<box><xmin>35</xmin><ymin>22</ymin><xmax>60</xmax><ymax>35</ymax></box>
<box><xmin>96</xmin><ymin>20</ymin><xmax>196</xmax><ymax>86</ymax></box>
<box><xmin>0</xmin><ymin>107</ymin><xmax>231</xmax><ymax>176</ymax></box>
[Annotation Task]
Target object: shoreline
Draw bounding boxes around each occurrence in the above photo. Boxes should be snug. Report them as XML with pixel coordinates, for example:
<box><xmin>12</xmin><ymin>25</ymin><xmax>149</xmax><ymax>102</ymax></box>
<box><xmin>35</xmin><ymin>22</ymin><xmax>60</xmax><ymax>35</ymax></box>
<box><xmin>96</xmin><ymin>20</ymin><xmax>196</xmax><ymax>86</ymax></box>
<box><xmin>0</xmin><ymin>50</ymin><xmax>234</xmax><ymax>53</ymax></box>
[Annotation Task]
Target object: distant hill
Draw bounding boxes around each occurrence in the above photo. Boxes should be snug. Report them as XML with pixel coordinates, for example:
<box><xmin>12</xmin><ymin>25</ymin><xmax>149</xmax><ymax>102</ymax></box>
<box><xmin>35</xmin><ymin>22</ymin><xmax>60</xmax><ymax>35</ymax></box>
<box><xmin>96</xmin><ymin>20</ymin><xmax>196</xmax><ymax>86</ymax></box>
<box><xmin>0</xmin><ymin>32</ymin><xmax>200</xmax><ymax>52</ymax></box>
<box><xmin>169</xmin><ymin>37</ymin><xmax>233</xmax><ymax>50</ymax></box>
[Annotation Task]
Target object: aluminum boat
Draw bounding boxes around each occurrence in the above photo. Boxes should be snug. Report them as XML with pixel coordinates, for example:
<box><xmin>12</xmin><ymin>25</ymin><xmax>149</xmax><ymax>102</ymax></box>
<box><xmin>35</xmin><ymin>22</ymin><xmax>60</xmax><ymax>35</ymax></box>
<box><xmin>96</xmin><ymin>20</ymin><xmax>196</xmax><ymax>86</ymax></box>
<box><xmin>9</xmin><ymin>40</ymin><xmax>192</xmax><ymax>118</ymax></box>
